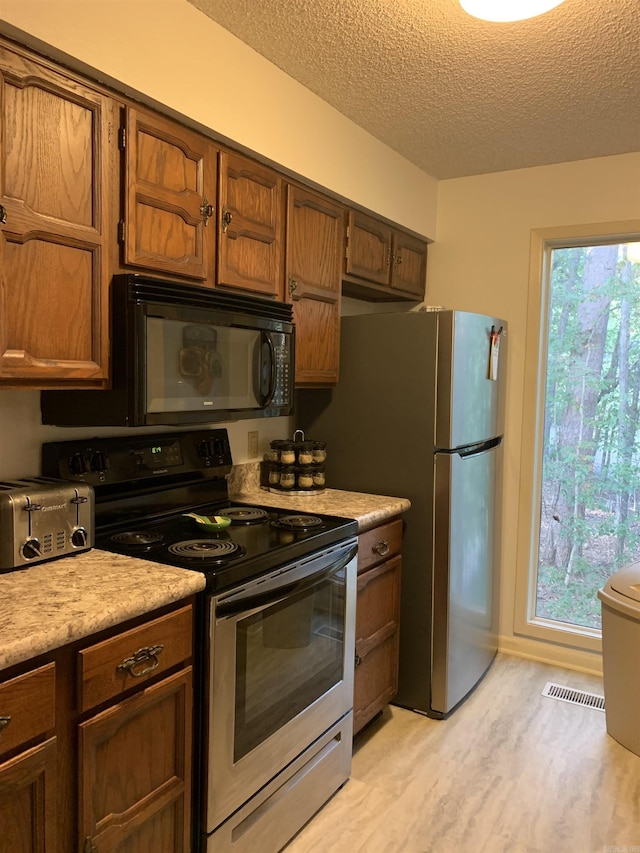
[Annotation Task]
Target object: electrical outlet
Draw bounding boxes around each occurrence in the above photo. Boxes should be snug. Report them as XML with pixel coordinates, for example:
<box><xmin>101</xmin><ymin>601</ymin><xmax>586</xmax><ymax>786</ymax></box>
<box><xmin>248</xmin><ymin>430</ymin><xmax>259</xmax><ymax>458</ymax></box>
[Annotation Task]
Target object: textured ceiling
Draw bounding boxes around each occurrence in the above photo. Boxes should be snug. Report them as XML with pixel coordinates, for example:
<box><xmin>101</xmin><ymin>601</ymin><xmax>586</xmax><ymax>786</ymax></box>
<box><xmin>188</xmin><ymin>0</ymin><xmax>640</xmax><ymax>179</ymax></box>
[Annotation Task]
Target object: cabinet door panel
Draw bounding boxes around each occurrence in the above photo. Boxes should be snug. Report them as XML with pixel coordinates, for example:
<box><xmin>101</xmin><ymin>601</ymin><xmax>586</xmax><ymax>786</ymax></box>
<box><xmin>217</xmin><ymin>152</ymin><xmax>283</xmax><ymax>297</ymax></box>
<box><xmin>391</xmin><ymin>232</ymin><xmax>427</xmax><ymax>298</ymax></box>
<box><xmin>0</xmin><ymin>737</ymin><xmax>57</xmax><ymax>852</ymax></box>
<box><xmin>286</xmin><ymin>186</ymin><xmax>344</xmax><ymax>385</ymax></box>
<box><xmin>125</xmin><ymin>107</ymin><xmax>216</xmax><ymax>281</ymax></box>
<box><xmin>345</xmin><ymin>211</ymin><xmax>392</xmax><ymax>286</ymax></box>
<box><xmin>79</xmin><ymin>667</ymin><xmax>192</xmax><ymax>853</ymax></box>
<box><xmin>354</xmin><ymin>554</ymin><xmax>401</xmax><ymax>735</ymax></box>
<box><xmin>0</xmin><ymin>47</ymin><xmax>114</xmax><ymax>384</ymax></box>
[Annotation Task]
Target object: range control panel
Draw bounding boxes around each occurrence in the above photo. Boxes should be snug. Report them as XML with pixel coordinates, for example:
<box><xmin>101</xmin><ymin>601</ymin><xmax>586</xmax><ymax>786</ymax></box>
<box><xmin>41</xmin><ymin>428</ymin><xmax>233</xmax><ymax>487</ymax></box>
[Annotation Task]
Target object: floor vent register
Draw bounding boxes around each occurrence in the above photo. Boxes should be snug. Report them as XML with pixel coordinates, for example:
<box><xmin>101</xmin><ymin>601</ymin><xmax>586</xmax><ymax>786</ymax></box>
<box><xmin>542</xmin><ymin>681</ymin><xmax>605</xmax><ymax>711</ymax></box>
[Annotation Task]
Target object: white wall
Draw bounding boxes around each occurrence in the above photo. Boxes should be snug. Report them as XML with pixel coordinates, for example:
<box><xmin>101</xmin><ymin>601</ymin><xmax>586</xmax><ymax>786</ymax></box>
<box><xmin>427</xmin><ymin>152</ymin><xmax>640</xmax><ymax>671</ymax></box>
<box><xmin>0</xmin><ymin>0</ymin><xmax>437</xmax><ymax>478</ymax></box>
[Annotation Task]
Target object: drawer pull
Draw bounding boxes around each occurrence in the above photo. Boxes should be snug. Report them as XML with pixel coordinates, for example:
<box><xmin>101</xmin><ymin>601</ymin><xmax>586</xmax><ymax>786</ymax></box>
<box><xmin>117</xmin><ymin>644</ymin><xmax>164</xmax><ymax>678</ymax></box>
<box><xmin>355</xmin><ymin>653</ymin><xmax>363</xmax><ymax>668</ymax></box>
<box><xmin>0</xmin><ymin>715</ymin><xmax>11</xmax><ymax>734</ymax></box>
<box><xmin>372</xmin><ymin>539</ymin><xmax>390</xmax><ymax>557</ymax></box>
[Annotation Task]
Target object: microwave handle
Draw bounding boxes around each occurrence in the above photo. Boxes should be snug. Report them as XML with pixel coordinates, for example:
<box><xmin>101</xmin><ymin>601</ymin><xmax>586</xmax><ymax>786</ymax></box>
<box><xmin>260</xmin><ymin>332</ymin><xmax>277</xmax><ymax>408</ymax></box>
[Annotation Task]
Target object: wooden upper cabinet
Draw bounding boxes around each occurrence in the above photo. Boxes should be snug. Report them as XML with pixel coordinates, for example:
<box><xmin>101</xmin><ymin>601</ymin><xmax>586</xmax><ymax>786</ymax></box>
<box><xmin>124</xmin><ymin>107</ymin><xmax>217</xmax><ymax>282</ymax></box>
<box><xmin>345</xmin><ymin>210</ymin><xmax>427</xmax><ymax>301</ymax></box>
<box><xmin>217</xmin><ymin>151</ymin><xmax>283</xmax><ymax>298</ymax></box>
<box><xmin>285</xmin><ymin>185</ymin><xmax>344</xmax><ymax>386</ymax></box>
<box><xmin>390</xmin><ymin>231</ymin><xmax>428</xmax><ymax>297</ymax></box>
<box><xmin>0</xmin><ymin>44</ymin><xmax>116</xmax><ymax>386</ymax></box>
<box><xmin>345</xmin><ymin>211</ymin><xmax>393</xmax><ymax>287</ymax></box>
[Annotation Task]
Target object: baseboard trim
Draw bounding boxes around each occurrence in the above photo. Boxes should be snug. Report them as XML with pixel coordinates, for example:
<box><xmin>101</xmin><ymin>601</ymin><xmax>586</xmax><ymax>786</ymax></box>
<box><xmin>498</xmin><ymin>634</ymin><xmax>603</xmax><ymax>677</ymax></box>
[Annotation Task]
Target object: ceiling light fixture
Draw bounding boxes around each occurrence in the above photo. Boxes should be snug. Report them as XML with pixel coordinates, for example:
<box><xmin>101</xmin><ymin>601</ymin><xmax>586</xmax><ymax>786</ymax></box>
<box><xmin>460</xmin><ymin>0</ymin><xmax>566</xmax><ymax>22</ymax></box>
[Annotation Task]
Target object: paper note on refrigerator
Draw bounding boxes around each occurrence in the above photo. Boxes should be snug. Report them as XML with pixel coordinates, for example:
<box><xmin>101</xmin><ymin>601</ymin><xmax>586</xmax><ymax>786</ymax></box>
<box><xmin>489</xmin><ymin>326</ymin><xmax>502</xmax><ymax>380</ymax></box>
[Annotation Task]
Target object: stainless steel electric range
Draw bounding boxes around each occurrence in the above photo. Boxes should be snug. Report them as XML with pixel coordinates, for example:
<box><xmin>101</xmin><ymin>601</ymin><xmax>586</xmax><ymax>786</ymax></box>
<box><xmin>42</xmin><ymin>428</ymin><xmax>358</xmax><ymax>853</ymax></box>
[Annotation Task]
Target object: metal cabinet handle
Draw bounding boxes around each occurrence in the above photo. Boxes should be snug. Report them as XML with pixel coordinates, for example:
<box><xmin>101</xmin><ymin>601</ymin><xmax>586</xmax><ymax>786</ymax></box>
<box><xmin>221</xmin><ymin>207</ymin><xmax>233</xmax><ymax>232</ymax></box>
<box><xmin>372</xmin><ymin>539</ymin><xmax>390</xmax><ymax>557</ymax></box>
<box><xmin>288</xmin><ymin>275</ymin><xmax>298</xmax><ymax>297</ymax></box>
<box><xmin>0</xmin><ymin>205</ymin><xmax>6</xmax><ymax>224</ymax></box>
<box><xmin>117</xmin><ymin>643</ymin><xmax>164</xmax><ymax>678</ymax></box>
<box><xmin>394</xmin><ymin>253</ymin><xmax>402</xmax><ymax>268</ymax></box>
<box><xmin>354</xmin><ymin>653</ymin><xmax>362</xmax><ymax>668</ymax></box>
<box><xmin>0</xmin><ymin>715</ymin><xmax>11</xmax><ymax>734</ymax></box>
<box><xmin>200</xmin><ymin>197</ymin><xmax>214</xmax><ymax>226</ymax></box>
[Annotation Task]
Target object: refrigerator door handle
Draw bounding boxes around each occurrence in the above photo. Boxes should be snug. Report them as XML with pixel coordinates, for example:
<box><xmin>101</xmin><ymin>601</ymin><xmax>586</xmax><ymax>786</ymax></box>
<box><xmin>435</xmin><ymin>435</ymin><xmax>502</xmax><ymax>458</ymax></box>
<box><xmin>457</xmin><ymin>436</ymin><xmax>502</xmax><ymax>458</ymax></box>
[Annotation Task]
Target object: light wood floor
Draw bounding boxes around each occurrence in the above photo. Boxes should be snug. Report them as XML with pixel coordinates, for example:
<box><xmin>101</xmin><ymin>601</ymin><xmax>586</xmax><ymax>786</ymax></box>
<box><xmin>285</xmin><ymin>653</ymin><xmax>640</xmax><ymax>852</ymax></box>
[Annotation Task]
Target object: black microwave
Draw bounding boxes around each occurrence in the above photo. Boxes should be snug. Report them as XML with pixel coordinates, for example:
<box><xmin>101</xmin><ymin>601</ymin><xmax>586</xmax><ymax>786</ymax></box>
<box><xmin>41</xmin><ymin>275</ymin><xmax>295</xmax><ymax>427</ymax></box>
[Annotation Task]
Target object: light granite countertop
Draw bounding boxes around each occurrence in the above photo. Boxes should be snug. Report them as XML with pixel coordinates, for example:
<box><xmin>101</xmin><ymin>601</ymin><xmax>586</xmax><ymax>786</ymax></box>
<box><xmin>228</xmin><ymin>464</ymin><xmax>411</xmax><ymax>533</ymax></box>
<box><xmin>0</xmin><ymin>550</ymin><xmax>205</xmax><ymax>672</ymax></box>
<box><xmin>231</xmin><ymin>487</ymin><xmax>410</xmax><ymax>532</ymax></box>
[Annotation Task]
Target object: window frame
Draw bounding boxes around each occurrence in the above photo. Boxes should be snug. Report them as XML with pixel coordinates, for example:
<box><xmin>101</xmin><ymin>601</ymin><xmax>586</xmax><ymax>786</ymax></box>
<box><xmin>514</xmin><ymin>220</ymin><xmax>640</xmax><ymax>652</ymax></box>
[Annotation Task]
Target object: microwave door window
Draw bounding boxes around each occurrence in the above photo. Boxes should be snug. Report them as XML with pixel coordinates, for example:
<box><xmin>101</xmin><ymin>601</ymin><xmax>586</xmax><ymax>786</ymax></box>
<box><xmin>145</xmin><ymin>317</ymin><xmax>262</xmax><ymax>414</ymax></box>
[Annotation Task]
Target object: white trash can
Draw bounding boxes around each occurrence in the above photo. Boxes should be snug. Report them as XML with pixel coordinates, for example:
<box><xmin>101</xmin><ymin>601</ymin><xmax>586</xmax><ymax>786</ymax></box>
<box><xmin>598</xmin><ymin>562</ymin><xmax>640</xmax><ymax>757</ymax></box>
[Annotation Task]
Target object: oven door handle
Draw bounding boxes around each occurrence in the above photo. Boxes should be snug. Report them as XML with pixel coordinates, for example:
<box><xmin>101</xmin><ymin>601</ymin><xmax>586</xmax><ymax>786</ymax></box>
<box><xmin>215</xmin><ymin>543</ymin><xmax>358</xmax><ymax>617</ymax></box>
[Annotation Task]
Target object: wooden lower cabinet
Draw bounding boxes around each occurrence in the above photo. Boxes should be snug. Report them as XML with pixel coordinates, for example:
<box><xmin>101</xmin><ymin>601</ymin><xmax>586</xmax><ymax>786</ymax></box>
<box><xmin>79</xmin><ymin>668</ymin><xmax>192</xmax><ymax>853</ymax></box>
<box><xmin>0</xmin><ymin>737</ymin><xmax>57</xmax><ymax>852</ymax></box>
<box><xmin>353</xmin><ymin>519</ymin><xmax>402</xmax><ymax>735</ymax></box>
<box><xmin>0</xmin><ymin>599</ymin><xmax>194</xmax><ymax>853</ymax></box>
<box><xmin>0</xmin><ymin>662</ymin><xmax>57</xmax><ymax>851</ymax></box>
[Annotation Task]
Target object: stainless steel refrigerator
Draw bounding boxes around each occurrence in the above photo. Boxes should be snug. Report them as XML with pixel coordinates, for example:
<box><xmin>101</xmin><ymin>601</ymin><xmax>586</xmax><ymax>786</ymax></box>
<box><xmin>296</xmin><ymin>309</ymin><xmax>507</xmax><ymax>718</ymax></box>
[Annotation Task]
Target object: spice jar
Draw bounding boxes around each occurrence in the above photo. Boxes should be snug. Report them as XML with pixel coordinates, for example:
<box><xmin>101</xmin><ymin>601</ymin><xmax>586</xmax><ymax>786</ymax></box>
<box><xmin>268</xmin><ymin>439</ymin><xmax>284</xmax><ymax>462</ymax></box>
<box><xmin>279</xmin><ymin>441</ymin><xmax>295</xmax><ymax>465</ymax></box>
<box><xmin>312</xmin><ymin>441</ymin><xmax>327</xmax><ymax>464</ymax></box>
<box><xmin>297</xmin><ymin>441</ymin><xmax>314</xmax><ymax>465</ymax></box>
<box><xmin>312</xmin><ymin>464</ymin><xmax>326</xmax><ymax>489</ymax></box>
<box><xmin>268</xmin><ymin>464</ymin><xmax>281</xmax><ymax>486</ymax></box>
<box><xmin>297</xmin><ymin>466</ymin><xmax>314</xmax><ymax>490</ymax></box>
<box><xmin>279</xmin><ymin>465</ymin><xmax>295</xmax><ymax>489</ymax></box>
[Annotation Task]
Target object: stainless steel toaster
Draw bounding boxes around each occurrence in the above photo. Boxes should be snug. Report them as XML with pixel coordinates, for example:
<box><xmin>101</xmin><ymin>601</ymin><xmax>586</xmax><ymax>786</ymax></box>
<box><xmin>0</xmin><ymin>478</ymin><xmax>94</xmax><ymax>571</ymax></box>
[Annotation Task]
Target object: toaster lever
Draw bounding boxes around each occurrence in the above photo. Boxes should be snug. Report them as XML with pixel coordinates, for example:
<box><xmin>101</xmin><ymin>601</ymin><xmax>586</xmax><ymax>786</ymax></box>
<box><xmin>71</xmin><ymin>495</ymin><xmax>89</xmax><ymax>504</ymax></box>
<box><xmin>24</xmin><ymin>503</ymin><xmax>42</xmax><ymax>512</ymax></box>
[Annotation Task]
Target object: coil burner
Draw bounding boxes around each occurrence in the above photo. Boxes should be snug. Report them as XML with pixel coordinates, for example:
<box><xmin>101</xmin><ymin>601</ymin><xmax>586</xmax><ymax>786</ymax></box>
<box><xmin>273</xmin><ymin>514</ymin><xmax>325</xmax><ymax>531</ymax></box>
<box><xmin>168</xmin><ymin>539</ymin><xmax>245</xmax><ymax>563</ymax></box>
<box><xmin>110</xmin><ymin>530</ymin><xmax>165</xmax><ymax>550</ymax></box>
<box><xmin>218</xmin><ymin>507</ymin><xmax>270</xmax><ymax>524</ymax></box>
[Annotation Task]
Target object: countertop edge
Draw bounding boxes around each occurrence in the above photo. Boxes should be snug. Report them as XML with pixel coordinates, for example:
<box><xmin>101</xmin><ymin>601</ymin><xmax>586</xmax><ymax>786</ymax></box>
<box><xmin>0</xmin><ymin>550</ymin><xmax>206</xmax><ymax>673</ymax></box>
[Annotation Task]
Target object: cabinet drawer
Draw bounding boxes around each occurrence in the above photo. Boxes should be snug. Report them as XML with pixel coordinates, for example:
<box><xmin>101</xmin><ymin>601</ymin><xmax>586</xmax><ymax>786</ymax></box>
<box><xmin>78</xmin><ymin>604</ymin><xmax>193</xmax><ymax>712</ymax></box>
<box><xmin>0</xmin><ymin>663</ymin><xmax>56</xmax><ymax>757</ymax></box>
<box><xmin>357</xmin><ymin>519</ymin><xmax>403</xmax><ymax>574</ymax></box>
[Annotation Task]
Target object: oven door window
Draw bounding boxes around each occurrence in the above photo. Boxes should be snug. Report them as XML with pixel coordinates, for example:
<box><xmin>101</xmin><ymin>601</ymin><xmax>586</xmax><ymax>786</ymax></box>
<box><xmin>145</xmin><ymin>316</ymin><xmax>263</xmax><ymax>413</ymax></box>
<box><xmin>233</xmin><ymin>574</ymin><xmax>345</xmax><ymax>762</ymax></box>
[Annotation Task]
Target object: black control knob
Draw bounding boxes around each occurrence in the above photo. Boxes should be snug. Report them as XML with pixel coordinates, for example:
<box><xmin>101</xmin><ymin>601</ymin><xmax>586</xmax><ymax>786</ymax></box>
<box><xmin>90</xmin><ymin>450</ymin><xmax>109</xmax><ymax>473</ymax></box>
<box><xmin>198</xmin><ymin>439</ymin><xmax>215</xmax><ymax>460</ymax></box>
<box><xmin>68</xmin><ymin>452</ymin><xmax>88</xmax><ymax>476</ymax></box>
<box><xmin>22</xmin><ymin>538</ymin><xmax>42</xmax><ymax>560</ymax></box>
<box><xmin>71</xmin><ymin>527</ymin><xmax>88</xmax><ymax>548</ymax></box>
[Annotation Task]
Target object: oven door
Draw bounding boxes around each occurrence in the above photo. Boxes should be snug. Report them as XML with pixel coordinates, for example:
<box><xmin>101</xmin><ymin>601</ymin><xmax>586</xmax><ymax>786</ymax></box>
<box><xmin>207</xmin><ymin>538</ymin><xmax>358</xmax><ymax>832</ymax></box>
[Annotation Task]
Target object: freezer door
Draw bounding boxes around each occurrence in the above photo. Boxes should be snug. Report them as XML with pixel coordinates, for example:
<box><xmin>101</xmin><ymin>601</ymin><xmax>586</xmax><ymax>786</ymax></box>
<box><xmin>436</xmin><ymin>311</ymin><xmax>506</xmax><ymax>449</ymax></box>
<box><xmin>431</xmin><ymin>442</ymin><xmax>499</xmax><ymax>715</ymax></box>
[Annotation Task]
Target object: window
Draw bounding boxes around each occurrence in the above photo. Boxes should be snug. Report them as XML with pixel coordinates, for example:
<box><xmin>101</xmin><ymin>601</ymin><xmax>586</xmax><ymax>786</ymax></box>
<box><xmin>515</xmin><ymin>223</ymin><xmax>640</xmax><ymax>652</ymax></box>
